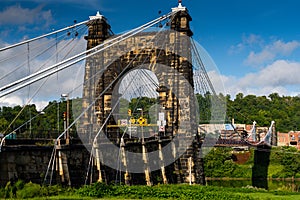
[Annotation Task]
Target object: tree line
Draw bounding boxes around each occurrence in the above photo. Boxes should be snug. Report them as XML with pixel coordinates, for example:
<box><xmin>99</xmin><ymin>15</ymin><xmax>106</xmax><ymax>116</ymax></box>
<box><xmin>225</xmin><ymin>93</ymin><xmax>300</xmax><ymax>132</ymax></box>
<box><xmin>204</xmin><ymin>146</ymin><xmax>300</xmax><ymax>178</ymax></box>
<box><xmin>0</xmin><ymin>93</ymin><xmax>299</xmax><ymax>137</ymax></box>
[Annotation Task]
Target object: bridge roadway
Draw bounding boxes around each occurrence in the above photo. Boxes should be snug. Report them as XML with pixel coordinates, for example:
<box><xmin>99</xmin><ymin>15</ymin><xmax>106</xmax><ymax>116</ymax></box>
<box><xmin>0</xmin><ymin>136</ymin><xmax>251</xmax><ymax>149</ymax></box>
<box><xmin>0</xmin><ymin>136</ymin><xmax>254</xmax><ymax>186</ymax></box>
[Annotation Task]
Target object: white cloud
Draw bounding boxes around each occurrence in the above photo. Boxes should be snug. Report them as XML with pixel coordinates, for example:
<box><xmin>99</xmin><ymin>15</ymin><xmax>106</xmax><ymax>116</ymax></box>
<box><xmin>244</xmin><ymin>40</ymin><xmax>300</xmax><ymax>66</ymax></box>
<box><xmin>242</xmin><ymin>34</ymin><xmax>263</xmax><ymax>46</ymax></box>
<box><xmin>0</xmin><ymin>95</ymin><xmax>23</xmax><ymax>107</ymax></box>
<box><xmin>0</xmin><ymin>35</ymin><xmax>86</xmax><ymax>110</ymax></box>
<box><xmin>245</xmin><ymin>50</ymin><xmax>275</xmax><ymax>66</ymax></box>
<box><xmin>209</xmin><ymin>60</ymin><xmax>300</xmax><ymax>98</ymax></box>
<box><xmin>225</xmin><ymin>34</ymin><xmax>300</xmax><ymax>97</ymax></box>
<box><xmin>229</xmin><ymin>34</ymin><xmax>263</xmax><ymax>54</ymax></box>
<box><xmin>0</xmin><ymin>4</ymin><xmax>53</xmax><ymax>27</ymax></box>
<box><xmin>272</xmin><ymin>40</ymin><xmax>300</xmax><ymax>55</ymax></box>
<box><xmin>207</xmin><ymin>70</ymin><xmax>232</xmax><ymax>95</ymax></box>
<box><xmin>230</xmin><ymin>34</ymin><xmax>300</xmax><ymax>68</ymax></box>
<box><xmin>32</xmin><ymin>100</ymin><xmax>50</xmax><ymax>111</ymax></box>
<box><xmin>13</xmin><ymin>0</ymin><xmax>106</xmax><ymax>11</ymax></box>
<box><xmin>241</xmin><ymin>60</ymin><xmax>300</xmax><ymax>87</ymax></box>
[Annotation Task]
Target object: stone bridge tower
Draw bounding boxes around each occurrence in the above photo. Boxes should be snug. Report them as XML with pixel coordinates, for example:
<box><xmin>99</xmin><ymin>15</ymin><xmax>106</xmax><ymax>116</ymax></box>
<box><xmin>80</xmin><ymin>3</ymin><xmax>205</xmax><ymax>185</ymax></box>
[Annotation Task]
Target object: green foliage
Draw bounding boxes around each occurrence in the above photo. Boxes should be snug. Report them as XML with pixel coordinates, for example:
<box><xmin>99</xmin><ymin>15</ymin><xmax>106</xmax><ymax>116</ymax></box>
<box><xmin>196</xmin><ymin>93</ymin><xmax>212</xmax><ymax>123</ymax></box>
<box><xmin>0</xmin><ymin>187</ymin><xmax>5</xmax><ymax>198</ymax></box>
<box><xmin>1</xmin><ymin>180</ymin><xmax>300</xmax><ymax>199</ymax></box>
<box><xmin>129</xmin><ymin>97</ymin><xmax>158</xmax><ymax>120</ymax></box>
<box><xmin>75</xmin><ymin>184</ymin><xmax>300</xmax><ymax>199</ymax></box>
<box><xmin>77</xmin><ymin>182</ymin><xmax>115</xmax><ymax>198</ymax></box>
<box><xmin>204</xmin><ymin>146</ymin><xmax>300</xmax><ymax>180</ymax></box>
<box><xmin>14</xmin><ymin>179</ymin><xmax>25</xmax><ymax>190</ymax></box>
<box><xmin>226</xmin><ymin>93</ymin><xmax>300</xmax><ymax>132</ymax></box>
<box><xmin>204</xmin><ymin>147</ymin><xmax>238</xmax><ymax>177</ymax></box>
<box><xmin>231</xmin><ymin>164</ymin><xmax>252</xmax><ymax>178</ymax></box>
<box><xmin>1</xmin><ymin>92</ymin><xmax>300</xmax><ymax>138</ymax></box>
<box><xmin>0</xmin><ymin>99</ymin><xmax>77</xmax><ymax>139</ymax></box>
<box><xmin>16</xmin><ymin>182</ymin><xmax>42</xmax><ymax>199</ymax></box>
<box><xmin>76</xmin><ymin>184</ymin><xmax>257</xmax><ymax>199</ymax></box>
<box><xmin>0</xmin><ymin>181</ymin><xmax>73</xmax><ymax>199</ymax></box>
<box><xmin>245</xmin><ymin>148</ymin><xmax>255</xmax><ymax>164</ymax></box>
<box><xmin>3</xmin><ymin>181</ymin><xmax>12</xmax><ymax>198</ymax></box>
<box><xmin>271</xmin><ymin>146</ymin><xmax>300</xmax><ymax>178</ymax></box>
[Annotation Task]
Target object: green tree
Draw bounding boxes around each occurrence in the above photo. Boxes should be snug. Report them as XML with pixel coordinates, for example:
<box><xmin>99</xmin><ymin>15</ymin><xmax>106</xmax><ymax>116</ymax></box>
<box><xmin>129</xmin><ymin>97</ymin><xmax>157</xmax><ymax>120</ymax></box>
<box><xmin>276</xmin><ymin>146</ymin><xmax>300</xmax><ymax>178</ymax></box>
<box><xmin>196</xmin><ymin>92</ymin><xmax>212</xmax><ymax>123</ymax></box>
<box><xmin>204</xmin><ymin>147</ymin><xmax>237</xmax><ymax>177</ymax></box>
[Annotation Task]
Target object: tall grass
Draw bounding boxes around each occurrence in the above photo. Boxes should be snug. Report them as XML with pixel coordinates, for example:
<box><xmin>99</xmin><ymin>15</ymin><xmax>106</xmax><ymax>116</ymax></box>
<box><xmin>1</xmin><ymin>181</ymin><xmax>300</xmax><ymax>199</ymax></box>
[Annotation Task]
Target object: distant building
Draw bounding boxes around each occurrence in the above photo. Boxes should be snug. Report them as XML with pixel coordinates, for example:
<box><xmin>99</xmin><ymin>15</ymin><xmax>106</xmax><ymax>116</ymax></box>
<box><xmin>198</xmin><ymin>123</ymin><xmax>273</xmax><ymax>142</ymax></box>
<box><xmin>277</xmin><ymin>131</ymin><xmax>300</xmax><ymax>150</ymax></box>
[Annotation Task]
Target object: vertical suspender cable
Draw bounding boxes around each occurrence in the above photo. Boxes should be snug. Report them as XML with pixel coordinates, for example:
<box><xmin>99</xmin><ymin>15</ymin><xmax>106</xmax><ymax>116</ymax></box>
<box><xmin>0</xmin><ymin>20</ymin><xmax>89</xmax><ymax>52</ymax></box>
<box><xmin>0</xmin><ymin>12</ymin><xmax>174</xmax><ymax>94</ymax></box>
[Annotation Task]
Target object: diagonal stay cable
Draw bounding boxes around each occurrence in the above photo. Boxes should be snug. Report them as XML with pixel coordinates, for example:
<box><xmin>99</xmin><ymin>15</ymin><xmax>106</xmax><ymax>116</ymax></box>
<box><xmin>84</xmin><ymin>21</ymin><xmax>170</xmax><ymax>184</ymax></box>
<box><xmin>0</xmin><ymin>20</ymin><xmax>89</xmax><ymax>52</ymax></box>
<box><xmin>4</xmin><ymin>26</ymin><xmax>87</xmax><ymax>133</ymax></box>
<box><xmin>44</xmin><ymin>12</ymin><xmax>176</xmax><ymax>184</ymax></box>
<box><xmin>191</xmin><ymin>38</ymin><xmax>216</xmax><ymax>96</ymax></box>
<box><xmin>0</xmin><ymin>12</ymin><xmax>173</xmax><ymax>94</ymax></box>
<box><xmin>2</xmin><ymin>31</ymin><xmax>86</xmax><ymax>134</ymax></box>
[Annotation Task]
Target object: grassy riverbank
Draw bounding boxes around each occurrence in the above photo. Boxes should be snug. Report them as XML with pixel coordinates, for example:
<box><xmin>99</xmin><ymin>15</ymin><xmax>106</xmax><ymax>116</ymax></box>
<box><xmin>1</xmin><ymin>181</ymin><xmax>300</xmax><ymax>200</ymax></box>
<box><xmin>204</xmin><ymin>146</ymin><xmax>300</xmax><ymax>179</ymax></box>
<box><xmin>1</xmin><ymin>146</ymin><xmax>299</xmax><ymax>199</ymax></box>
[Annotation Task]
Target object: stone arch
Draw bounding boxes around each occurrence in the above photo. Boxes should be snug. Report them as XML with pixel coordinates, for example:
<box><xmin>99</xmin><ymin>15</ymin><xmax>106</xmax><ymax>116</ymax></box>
<box><xmin>79</xmin><ymin>8</ymin><xmax>206</xmax><ymax>185</ymax></box>
<box><xmin>93</xmin><ymin>44</ymin><xmax>196</xmax><ymax>140</ymax></box>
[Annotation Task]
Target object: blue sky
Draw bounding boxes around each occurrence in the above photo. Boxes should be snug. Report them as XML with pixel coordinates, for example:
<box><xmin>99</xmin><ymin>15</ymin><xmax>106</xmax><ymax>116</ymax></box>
<box><xmin>0</xmin><ymin>0</ymin><xmax>300</xmax><ymax>106</ymax></box>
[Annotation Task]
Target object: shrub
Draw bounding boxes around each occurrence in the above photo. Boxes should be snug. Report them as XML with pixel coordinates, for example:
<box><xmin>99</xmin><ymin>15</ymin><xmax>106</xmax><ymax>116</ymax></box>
<box><xmin>0</xmin><ymin>187</ymin><xmax>5</xmax><ymax>198</ymax></box>
<box><xmin>16</xmin><ymin>182</ymin><xmax>42</xmax><ymax>199</ymax></box>
<box><xmin>77</xmin><ymin>182</ymin><xmax>114</xmax><ymax>198</ymax></box>
<box><xmin>204</xmin><ymin>147</ymin><xmax>239</xmax><ymax>178</ymax></box>
<box><xmin>4</xmin><ymin>181</ymin><xmax>13</xmax><ymax>198</ymax></box>
<box><xmin>14</xmin><ymin>179</ymin><xmax>25</xmax><ymax>190</ymax></box>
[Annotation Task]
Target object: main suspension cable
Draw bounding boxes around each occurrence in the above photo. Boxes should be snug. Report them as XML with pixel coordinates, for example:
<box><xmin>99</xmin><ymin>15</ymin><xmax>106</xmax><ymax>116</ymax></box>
<box><xmin>44</xmin><ymin>11</ymin><xmax>176</xmax><ymax>184</ymax></box>
<box><xmin>0</xmin><ymin>12</ymin><xmax>174</xmax><ymax>95</ymax></box>
<box><xmin>0</xmin><ymin>20</ymin><xmax>89</xmax><ymax>52</ymax></box>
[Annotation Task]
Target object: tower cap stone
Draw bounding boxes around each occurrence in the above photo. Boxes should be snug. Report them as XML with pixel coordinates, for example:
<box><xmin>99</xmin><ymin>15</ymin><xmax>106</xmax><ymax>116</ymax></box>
<box><xmin>89</xmin><ymin>11</ymin><xmax>106</xmax><ymax>21</ymax></box>
<box><xmin>172</xmin><ymin>0</ymin><xmax>187</xmax><ymax>12</ymax></box>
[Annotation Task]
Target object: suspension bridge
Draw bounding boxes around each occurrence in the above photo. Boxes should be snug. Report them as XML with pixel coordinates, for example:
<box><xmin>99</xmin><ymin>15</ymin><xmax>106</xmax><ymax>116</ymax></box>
<box><xmin>0</xmin><ymin>1</ymin><xmax>275</xmax><ymax>186</ymax></box>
